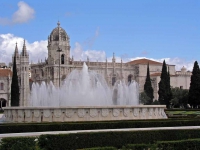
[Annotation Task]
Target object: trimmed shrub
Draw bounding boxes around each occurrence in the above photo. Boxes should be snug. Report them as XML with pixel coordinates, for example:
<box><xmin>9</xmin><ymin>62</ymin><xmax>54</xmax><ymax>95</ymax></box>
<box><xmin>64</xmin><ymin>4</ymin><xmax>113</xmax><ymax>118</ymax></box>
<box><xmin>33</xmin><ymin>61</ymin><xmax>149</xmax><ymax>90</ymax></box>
<box><xmin>122</xmin><ymin>143</ymin><xmax>151</xmax><ymax>150</ymax></box>
<box><xmin>38</xmin><ymin>129</ymin><xmax>200</xmax><ymax>150</ymax></box>
<box><xmin>156</xmin><ymin>138</ymin><xmax>200</xmax><ymax>150</ymax></box>
<box><xmin>0</xmin><ymin>137</ymin><xmax>37</xmax><ymax>150</ymax></box>
<box><xmin>82</xmin><ymin>147</ymin><xmax>117</xmax><ymax>150</ymax></box>
<box><xmin>0</xmin><ymin>119</ymin><xmax>200</xmax><ymax>134</ymax></box>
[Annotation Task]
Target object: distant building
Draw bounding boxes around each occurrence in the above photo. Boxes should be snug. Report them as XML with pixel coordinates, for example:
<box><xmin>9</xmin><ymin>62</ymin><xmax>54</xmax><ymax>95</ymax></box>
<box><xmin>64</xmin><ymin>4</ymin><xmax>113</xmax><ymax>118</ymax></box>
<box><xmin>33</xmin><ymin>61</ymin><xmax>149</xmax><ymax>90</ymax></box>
<box><xmin>0</xmin><ymin>68</ymin><xmax>12</xmax><ymax>108</ymax></box>
<box><xmin>8</xmin><ymin>21</ymin><xmax>191</xmax><ymax>106</ymax></box>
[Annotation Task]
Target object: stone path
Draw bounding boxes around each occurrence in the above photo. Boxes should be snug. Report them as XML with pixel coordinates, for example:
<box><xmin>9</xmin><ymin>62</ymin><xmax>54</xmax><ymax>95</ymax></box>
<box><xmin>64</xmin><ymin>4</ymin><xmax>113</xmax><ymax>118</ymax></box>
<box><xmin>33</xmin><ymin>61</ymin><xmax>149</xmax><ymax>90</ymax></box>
<box><xmin>1</xmin><ymin>126</ymin><xmax>200</xmax><ymax>139</ymax></box>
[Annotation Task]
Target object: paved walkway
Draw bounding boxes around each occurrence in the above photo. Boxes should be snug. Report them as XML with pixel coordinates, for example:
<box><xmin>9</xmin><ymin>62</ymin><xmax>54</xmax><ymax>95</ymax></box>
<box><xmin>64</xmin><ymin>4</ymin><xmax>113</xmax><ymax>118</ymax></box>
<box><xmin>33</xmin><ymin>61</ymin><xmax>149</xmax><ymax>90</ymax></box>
<box><xmin>1</xmin><ymin>126</ymin><xmax>200</xmax><ymax>139</ymax></box>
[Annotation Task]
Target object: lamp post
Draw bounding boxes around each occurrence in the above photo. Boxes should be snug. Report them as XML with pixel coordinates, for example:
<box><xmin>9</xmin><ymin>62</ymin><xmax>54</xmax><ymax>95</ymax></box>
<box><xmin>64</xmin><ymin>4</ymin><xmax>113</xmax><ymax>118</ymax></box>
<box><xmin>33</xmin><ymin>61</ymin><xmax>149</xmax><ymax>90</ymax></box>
<box><xmin>57</xmin><ymin>47</ymin><xmax>62</xmax><ymax>87</ymax></box>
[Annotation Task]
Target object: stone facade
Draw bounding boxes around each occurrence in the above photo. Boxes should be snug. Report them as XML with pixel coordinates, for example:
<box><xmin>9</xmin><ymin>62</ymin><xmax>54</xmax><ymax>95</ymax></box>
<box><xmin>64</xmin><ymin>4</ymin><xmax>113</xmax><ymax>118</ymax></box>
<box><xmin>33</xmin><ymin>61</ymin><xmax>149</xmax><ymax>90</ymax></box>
<box><xmin>10</xmin><ymin>21</ymin><xmax>191</xmax><ymax>106</ymax></box>
<box><xmin>0</xmin><ymin>68</ymin><xmax>12</xmax><ymax>107</ymax></box>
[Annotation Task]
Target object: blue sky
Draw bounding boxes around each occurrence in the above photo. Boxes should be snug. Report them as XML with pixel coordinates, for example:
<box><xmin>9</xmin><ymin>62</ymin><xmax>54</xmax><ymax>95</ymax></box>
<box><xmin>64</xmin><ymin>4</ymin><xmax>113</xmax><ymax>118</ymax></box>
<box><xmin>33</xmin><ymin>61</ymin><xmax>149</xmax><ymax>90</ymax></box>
<box><xmin>0</xmin><ymin>0</ymin><xmax>199</xmax><ymax>70</ymax></box>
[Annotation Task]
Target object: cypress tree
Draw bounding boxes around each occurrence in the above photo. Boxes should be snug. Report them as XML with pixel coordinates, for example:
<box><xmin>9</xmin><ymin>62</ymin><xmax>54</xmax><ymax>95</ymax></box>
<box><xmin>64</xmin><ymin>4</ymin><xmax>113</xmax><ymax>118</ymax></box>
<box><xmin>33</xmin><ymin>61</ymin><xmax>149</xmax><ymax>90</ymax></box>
<box><xmin>188</xmin><ymin>61</ymin><xmax>200</xmax><ymax>108</ymax></box>
<box><xmin>166</xmin><ymin>67</ymin><xmax>172</xmax><ymax>107</ymax></box>
<box><xmin>11</xmin><ymin>56</ymin><xmax>20</xmax><ymax>106</ymax></box>
<box><xmin>158</xmin><ymin>60</ymin><xmax>171</xmax><ymax>108</ymax></box>
<box><xmin>144</xmin><ymin>63</ymin><xmax>154</xmax><ymax>104</ymax></box>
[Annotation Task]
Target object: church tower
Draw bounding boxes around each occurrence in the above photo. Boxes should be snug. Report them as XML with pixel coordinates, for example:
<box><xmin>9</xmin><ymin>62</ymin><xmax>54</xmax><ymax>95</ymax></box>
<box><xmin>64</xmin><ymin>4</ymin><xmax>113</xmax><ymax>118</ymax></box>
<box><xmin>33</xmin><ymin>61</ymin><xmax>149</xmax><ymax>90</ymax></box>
<box><xmin>13</xmin><ymin>43</ymin><xmax>20</xmax><ymax>76</ymax></box>
<box><xmin>47</xmin><ymin>21</ymin><xmax>70</xmax><ymax>65</ymax></box>
<box><xmin>20</xmin><ymin>40</ymin><xmax>30</xmax><ymax>106</ymax></box>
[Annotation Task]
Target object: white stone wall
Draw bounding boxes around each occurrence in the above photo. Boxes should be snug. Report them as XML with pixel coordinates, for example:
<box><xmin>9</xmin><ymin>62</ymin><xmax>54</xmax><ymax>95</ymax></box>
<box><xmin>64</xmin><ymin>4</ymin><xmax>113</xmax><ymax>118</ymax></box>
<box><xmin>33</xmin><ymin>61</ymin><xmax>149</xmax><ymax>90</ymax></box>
<box><xmin>0</xmin><ymin>76</ymin><xmax>11</xmax><ymax>106</ymax></box>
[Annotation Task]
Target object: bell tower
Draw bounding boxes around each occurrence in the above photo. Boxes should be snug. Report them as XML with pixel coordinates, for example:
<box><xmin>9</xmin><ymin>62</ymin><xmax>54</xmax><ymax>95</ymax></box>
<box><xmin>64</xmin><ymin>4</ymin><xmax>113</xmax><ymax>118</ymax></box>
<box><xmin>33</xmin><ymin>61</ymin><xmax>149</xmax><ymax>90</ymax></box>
<box><xmin>47</xmin><ymin>21</ymin><xmax>70</xmax><ymax>65</ymax></box>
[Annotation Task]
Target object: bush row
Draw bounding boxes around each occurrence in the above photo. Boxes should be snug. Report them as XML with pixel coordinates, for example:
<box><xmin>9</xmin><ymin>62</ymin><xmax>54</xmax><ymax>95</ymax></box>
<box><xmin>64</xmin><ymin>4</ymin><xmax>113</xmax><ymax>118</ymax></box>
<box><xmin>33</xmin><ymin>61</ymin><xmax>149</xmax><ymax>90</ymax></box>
<box><xmin>123</xmin><ymin>139</ymin><xmax>200</xmax><ymax>150</ymax></box>
<box><xmin>2</xmin><ymin>130</ymin><xmax>200</xmax><ymax>150</ymax></box>
<box><xmin>38</xmin><ymin>129</ymin><xmax>200</xmax><ymax>149</ymax></box>
<box><xmin>0</xmin><ymin>119</ymin><xmax>200</xmax><ymax>134</ymax></box>
<box><xmin>0</xmin><ymin>137</ymin><xmax>37</xmax><ymax>150</ymax></box>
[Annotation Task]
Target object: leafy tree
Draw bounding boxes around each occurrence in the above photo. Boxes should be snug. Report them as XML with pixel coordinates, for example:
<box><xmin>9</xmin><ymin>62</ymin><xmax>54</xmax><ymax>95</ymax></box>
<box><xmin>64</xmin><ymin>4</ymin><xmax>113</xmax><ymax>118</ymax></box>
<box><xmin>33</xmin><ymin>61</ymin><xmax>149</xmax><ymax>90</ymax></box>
<box><xmin>139</xmin><ymin>92</ymin><xmax>151</xmax><ymax>105</ymax></box>
<box><xmin>11</xmin><ymin>56</ymin><xmax>20</xmax><ymax>106</ymax></box>
<box><xmin>144</xmin><ymin>63</ymin><xmax>154</xmax><ymax>104</ymax></box>
<box><xmin>188</xmin><ymin>61</ymin><xmax>200</xmax><ymax>108</ymax></box>
<box><xmin>171</xmin><ymin>87</ymin><xmax>189</xmax><ymax>108</ymax></box>
<box><xmin>158</xmin><ymin>60</ymin><xmax>171</xmax><ymax>108</ymax></box>
<box><xmin>152</xmin><ymin>100</ymin><xmax>160</xmax><ymax>105</ymax></box>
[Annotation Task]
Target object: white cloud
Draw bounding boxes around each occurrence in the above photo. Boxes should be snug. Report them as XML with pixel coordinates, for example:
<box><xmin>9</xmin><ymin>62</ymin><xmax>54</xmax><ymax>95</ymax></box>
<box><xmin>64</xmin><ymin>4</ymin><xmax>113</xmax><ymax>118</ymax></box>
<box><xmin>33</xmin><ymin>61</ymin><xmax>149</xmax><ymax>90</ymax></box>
<box><xmin>72</xmin><ymin>42</ymin><xmax>106</xmax><ymax>61</ymax></box>
<box><xmin>0</xmin><ymin>1</ymin><xmax>35</xmax><ymax>25</ymax></box>
<box><xmin>0</xmin><ymin>33</ymin><xmax>47</xmax><ymax>64</ymax></box>
<box><xmin>71</xmin><ymin>42</ymin><xmax>194</xmax><ymax>71</ymax></box>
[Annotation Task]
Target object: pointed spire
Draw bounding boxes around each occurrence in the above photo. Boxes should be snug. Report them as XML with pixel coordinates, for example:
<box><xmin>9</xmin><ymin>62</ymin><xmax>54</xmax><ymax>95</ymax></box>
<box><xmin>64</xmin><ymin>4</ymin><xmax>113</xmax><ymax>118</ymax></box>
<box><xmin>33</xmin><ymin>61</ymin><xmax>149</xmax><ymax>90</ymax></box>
<box><xmin>14</xmin><ymin>42</ymin><xmax>19</xmax><ymax>57</ymax></box>
<box><xmin>21</xmin><ymin>39</ymin><xmax>28</xmax><ymax>56</ymax></box>
<box><xmin>112</xmin><ymin>52</ymin><xmax>115</xmax><ymax>63</ymax></box>
<box><xmin>57</xmin><ymin>21</ymin><xmax>60</xmax><ymax>27</ymax></box>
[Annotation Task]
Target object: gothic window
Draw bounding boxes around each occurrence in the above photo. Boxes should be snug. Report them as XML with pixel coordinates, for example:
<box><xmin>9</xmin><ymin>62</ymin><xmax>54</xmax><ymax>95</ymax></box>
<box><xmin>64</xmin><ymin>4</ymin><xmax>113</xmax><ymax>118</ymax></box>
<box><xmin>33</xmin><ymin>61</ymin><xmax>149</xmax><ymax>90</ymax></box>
<box><xmin>0</xmin><ymin>83</ymin><xmax>4</xmax><ymax>90</ymax></box>
<box><xmin>61</xmin><ymin>54</ymin><xmax>64</xmax><ymax>64</ymax></box>
<box><xmin>41</xmin><ymin>69</ymin><xmax>44</xmax><ymax>77</ymax></box>
<box><xmin>128</xmin><ymin>74</ymin><xmax>133</xmax><ymax>84</ymax></box>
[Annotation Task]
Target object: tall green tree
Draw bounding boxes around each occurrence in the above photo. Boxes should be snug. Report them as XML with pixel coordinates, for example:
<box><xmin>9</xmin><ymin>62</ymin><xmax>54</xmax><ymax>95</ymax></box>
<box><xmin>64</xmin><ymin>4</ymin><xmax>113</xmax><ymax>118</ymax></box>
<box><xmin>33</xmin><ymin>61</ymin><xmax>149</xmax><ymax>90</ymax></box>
<box><xmin>171</xmin><ymin>87</ymin><xmax>189</xmax><ymax>108</ymax></box>
<box><xmin>166</xmin><ymin>67</ymin><xmax>172</xmax><ymax>106</ymax></box>
<box><xmin>11</xmin><ymin>56</ymin><xmax>20</xmax><ymax>106</ymax></box>
<box><xmin>158</xmin><ymin>60</ymin><xmax>171</xmax><ymax>108</ymax></box>
<box><xmin>144</xmin><ymin>63</ymin><xmax>154</xmax><ymax>104</ymax></box>
<box><xmin>188</xmin><ymin>61</ymin><xmax>200</xmax><ymax>108</ymax></box>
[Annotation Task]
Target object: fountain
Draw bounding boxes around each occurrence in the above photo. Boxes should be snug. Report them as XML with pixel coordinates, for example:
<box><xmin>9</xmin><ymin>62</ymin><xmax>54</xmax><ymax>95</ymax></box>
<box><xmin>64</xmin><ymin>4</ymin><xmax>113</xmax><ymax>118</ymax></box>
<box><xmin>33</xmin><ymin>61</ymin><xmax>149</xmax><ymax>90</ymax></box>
<box><xmin>3</xmin><ymin>63</ymin><xmax>167</xmax><ymax>123</ymax></box>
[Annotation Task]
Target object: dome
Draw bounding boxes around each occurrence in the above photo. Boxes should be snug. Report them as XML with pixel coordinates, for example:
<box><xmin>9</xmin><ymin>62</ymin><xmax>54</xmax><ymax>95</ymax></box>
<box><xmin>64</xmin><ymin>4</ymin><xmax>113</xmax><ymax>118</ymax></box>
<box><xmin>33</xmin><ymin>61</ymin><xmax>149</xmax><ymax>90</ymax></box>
<box><xmin>49</xmin><ymin>21</ymin><xmax>69</xmax><ymax>41</ymax></box>
<box><xmin>181</xmin><ymin>66</ymin><xmax>186</xmax><ymax>72</ymax></box>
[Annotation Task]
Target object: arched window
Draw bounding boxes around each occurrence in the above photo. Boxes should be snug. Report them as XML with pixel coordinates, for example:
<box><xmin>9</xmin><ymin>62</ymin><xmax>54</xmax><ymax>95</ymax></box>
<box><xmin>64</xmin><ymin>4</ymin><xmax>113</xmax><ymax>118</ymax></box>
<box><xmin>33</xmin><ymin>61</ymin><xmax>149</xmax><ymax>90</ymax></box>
<box><xmin>61</xmin><ymin>54</ymin><xmax>64</xmax><ymax>64</ymax></box>
<box><xmin>128</xmin><ymin>74</ymin><xmax>133</xmax><ymax>84</ymax></box>
<box><xmin>1</xmin><ymin>83</ymin><xmax>4</xmax><ymax>90</ymax></box>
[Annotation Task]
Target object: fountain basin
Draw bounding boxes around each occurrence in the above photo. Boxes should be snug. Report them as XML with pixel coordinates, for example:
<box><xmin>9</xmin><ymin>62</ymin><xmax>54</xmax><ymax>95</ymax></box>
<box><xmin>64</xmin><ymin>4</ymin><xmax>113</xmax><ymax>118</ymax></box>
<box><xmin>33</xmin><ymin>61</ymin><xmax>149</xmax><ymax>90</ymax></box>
<box><xmin>3</xmin><ymin>105</ymin><xmax>167</xmax><ymax>123</ymax></box>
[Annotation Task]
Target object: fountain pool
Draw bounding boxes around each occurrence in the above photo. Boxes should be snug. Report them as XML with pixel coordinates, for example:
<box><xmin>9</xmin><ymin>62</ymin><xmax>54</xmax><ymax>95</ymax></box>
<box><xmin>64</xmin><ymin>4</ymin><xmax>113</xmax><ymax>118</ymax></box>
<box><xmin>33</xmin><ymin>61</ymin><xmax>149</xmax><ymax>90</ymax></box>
<box><xmin>3</xmin><ymin>63</ymin><xmax>167</xmax><ymax>122</ymax></box>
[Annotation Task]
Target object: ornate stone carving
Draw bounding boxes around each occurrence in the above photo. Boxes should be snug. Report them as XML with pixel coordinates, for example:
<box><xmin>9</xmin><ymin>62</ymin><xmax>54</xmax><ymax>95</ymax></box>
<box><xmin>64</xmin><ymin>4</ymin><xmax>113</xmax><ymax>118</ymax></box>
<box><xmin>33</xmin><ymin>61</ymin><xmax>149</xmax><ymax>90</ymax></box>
<box><xmin>34</xmin><ymin>110</ymin><xmax>40</xmax><ymax>117</ymax></box>
<box><xmin>133</xmin><ymin>108</ymin><xmax>139</xmax><ymax>117</ymax></box>
<box><xmin>12</xmin><ymin>110</ymin><xmax>17</xmax><ymax>117</ymax></box>
<box><xmin>101</xmin><ymin>109</ymin><xmax>109</xmax><ymax>117</ymax></box>
<box><xmin>7</xmin><ymin>110</ymin><xmax>12</xmax><ymax>118</ymax></box>
<box><xmin>161</xmin><ymin>109</ymin><xmax>166</xmax><ymax>117</ymax></box>
<box><xmin>141</xmin><ymin>108</ymin><xmax>147</xmax><ymax>117</ymax></box>
<box><xmin>43</xmin><ymin>109</ymin><xmax>51</xmax><ymax>117</ymax></box>
<box><xmin>78</xmin><ymin>109</ymin><xmax>85</xmax><ymax>118</ymax></box>
<box><xmin>113</xmin><ymin>109</ymin><xmax>120</xmax><ymax>117</ymax></box>
<box><xmin>90</xmin><ymin>109</ymin><xmax>98</xmax><ymax>118</ymax></box>
<box><xmin>149</xmin><ymin>108</ymin><xmax>153</xmax><ymax>117</ymax></box>
<box><xmin>18</xmin><ymin>110</ymin><xmax>23</xmax><ymax>118</ymax></box>
<box><xmin>154</xmin><ymin>108</ymin><xmax>158</xmax><ymax>116</ymax></box>
<box><xmin>54</xmin><ymin>109</ymin><xmax>62</xmax><ymax>118</ymax></box>
<box><xmin>158</xmin><ymin>108</ymin><xmax>162</xmax><ymax>116</ymax></box>
<box><xmin>123</xmin><ymin>108</ymin><xmax>130</xmax><ymax>117</ymax></box>
<box><xmin>65</xmin><ymin>109</ymin><xmax>74</xmax><ymax>118</ymax></box>
<box><xmin>25</xmin><ymin>110</ymin><xmax>31</xmax><ymax>118</ymax></box>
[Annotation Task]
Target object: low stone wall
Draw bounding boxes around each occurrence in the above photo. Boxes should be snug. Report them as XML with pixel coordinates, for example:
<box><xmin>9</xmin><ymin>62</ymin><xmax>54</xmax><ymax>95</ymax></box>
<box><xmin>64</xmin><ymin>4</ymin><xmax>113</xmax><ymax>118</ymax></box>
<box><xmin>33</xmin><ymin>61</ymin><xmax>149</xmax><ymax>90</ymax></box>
<box><xmin>3</xmin><ymin>105</ymin><xmax>167</xmax><ymax>123</ymax></box>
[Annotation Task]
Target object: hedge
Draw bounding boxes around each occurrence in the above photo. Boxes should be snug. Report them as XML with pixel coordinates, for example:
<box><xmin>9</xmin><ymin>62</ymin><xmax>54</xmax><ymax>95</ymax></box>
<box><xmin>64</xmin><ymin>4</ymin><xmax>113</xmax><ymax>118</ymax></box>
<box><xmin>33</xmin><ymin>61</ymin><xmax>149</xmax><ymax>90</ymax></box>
<box><xmin>38</xmin><ymin>129</ymin><xmax>200</xmax><ymax>150</ymax></box>
<box><xmin>0</xmin><ymin>137</ymin><xmax>37</xmax><ymax>150</ymax></box>
<box><xmin>81</xmin><ymin>147</ymin><xmax>117</xmax><ymax>150</ymax></box>
<box><xmin>2</xmin><ymin>130</ymin><xmax>200</xmax><ymax>150</ymax></box>
<box><xmin>122</xmin><ymin>144</ymin><xmax>151</xmax><ymax>150</ymax></box>
<box><xmin>156</xmin><ymin>138</ymin><xmax>200</xmax><ymax>150</ymax></box>
<box><xmin>0</xmin><ymin>119</ymin><xmax>200</xmax><ymax>134</ymax></box>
